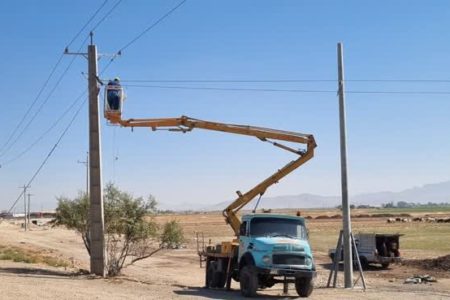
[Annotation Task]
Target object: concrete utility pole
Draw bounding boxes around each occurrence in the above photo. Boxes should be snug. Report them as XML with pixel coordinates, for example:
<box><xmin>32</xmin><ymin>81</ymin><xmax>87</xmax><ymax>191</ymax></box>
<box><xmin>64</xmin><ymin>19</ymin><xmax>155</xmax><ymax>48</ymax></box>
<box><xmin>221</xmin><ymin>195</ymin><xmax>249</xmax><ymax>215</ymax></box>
<box><xmin>88</xmin><ymin>35</ymin><xmax>106</xmax><ymax>277</ymax></box>
<box><xmin>20</xmin><ymin>185</ymin><xmax>28</xmax><ymax>231</ymax></box>
<box><xmin>65</xmin><ymin>32</ymin><xmax>109</xmax><ymax>276</ymax></box>
<box><xmin>78</xmin><ymin>151</ymin><xmax>89</xmax><ymax>196</ymax></box>
<box><xmin>337</xmin><ymin>42</ymin><xmax>353</xmax><ymax>288</ymax></box>
<box><xmin>27</xmin><ymin>193</ymin><xmax>33</xmax><ymax>226</ymax></box>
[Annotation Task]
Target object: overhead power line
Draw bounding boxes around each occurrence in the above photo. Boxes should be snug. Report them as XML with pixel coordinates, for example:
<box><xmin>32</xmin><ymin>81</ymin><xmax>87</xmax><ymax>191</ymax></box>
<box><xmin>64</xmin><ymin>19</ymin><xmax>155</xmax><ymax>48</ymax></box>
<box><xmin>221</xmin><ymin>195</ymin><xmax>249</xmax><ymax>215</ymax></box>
<box><xmin>0</xmin><ymin>91</ymin><xmax>87</xmax><ymax>167</ymax></box>
<box><xmin>346</xmin><ymin>90</ymin><xmax>450</xmax><ymax>95</ymax></box>
<box><xmin>122</xmin><ymin>84</ymin><xmax>450</xmax><ymax>95</ymax></box>
<box><xmin>90</xmin><ymin>0</ymin><xmax>123</xmax><ymax>32</ymax></box>
<box><xmin>123</xmin><ymin>84</ymin><xmax>336</xmax><ymax>93</ymax></box>
<box><xmin>103</xmin><ymin>0</ymin><xmax>188</xmax><ymax>75</ymax></box>
<box><xmin>118</xmin><ymin>0</ymin><xmax>187</xmax><ymax>53</ymax></box>
<box><xmin>6</xmin><ymin>95</ymin><xmax>87</xmax><ymax>214</ymax></box>
<box><xmin>3</xmin><ymin>0</ymin><xmax>124</xmax><ymax>212</ymax></box>
<box><xmin>0</xmin><ymin>36</ymin><xmax>89</xmax><ymax>158</ymax></box>
<box><xmin>120</xmin><ymin>78</ymin><xmax>450</xmax><ymax>83</ymax></box>
<box><xmin>0</xmin><ymin>0</ymin><xmax>111</xmax><ymax>157</ymax></box>
<box><xmin>66</xmin><ymin>0</ymin><xmax>110</xmax><ymax>48</ymax></box>
<box><xmin>0</xmin><ymin>53</ymin><xmax>65</xmax><ymax>156</ymax></box>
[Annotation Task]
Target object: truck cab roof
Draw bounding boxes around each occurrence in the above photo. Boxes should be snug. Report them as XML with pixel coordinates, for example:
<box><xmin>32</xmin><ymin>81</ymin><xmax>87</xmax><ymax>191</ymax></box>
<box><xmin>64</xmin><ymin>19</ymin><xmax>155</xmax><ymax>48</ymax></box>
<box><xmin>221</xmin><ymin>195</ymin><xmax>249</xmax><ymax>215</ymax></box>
<box><xmin>242</xmin><ymin>213</ymin><xmax>305</xmax><ymax>223</ymax></box>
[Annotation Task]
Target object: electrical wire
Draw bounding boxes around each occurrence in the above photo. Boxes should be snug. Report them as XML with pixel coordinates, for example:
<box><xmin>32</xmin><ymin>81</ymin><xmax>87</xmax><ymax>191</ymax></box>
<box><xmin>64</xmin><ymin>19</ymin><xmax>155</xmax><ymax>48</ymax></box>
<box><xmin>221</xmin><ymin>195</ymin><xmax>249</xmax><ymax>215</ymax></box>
<box><xmin>121</xmin><ymin>79</ymin><xmax>336</xmax><ymax>83</ymax></box>
<box><xmin>345</xmin><ymin>79</ymin><xmax>450</xmax><ymax>83</ymax></box>
<box><xmin>0</xmin><ymin>53</ymin><xmax>65</xmax><ymax>156</ymax></box>
<box><xmin>347</xmin><ymin>90</ymin><xmax>450</xmax><ymax>95</ymax></box>
<box><xmin>120</xmin><ymin>79</ymin><xmax>450</xmax><ymax>83</ymax></box>
<box><xmin>5</xmin><ymin>95</ymin><xmax>87</xmax><ymax>214</ymax></box>
<box><xmin>122</xmin><ymin>84</ymin><xmax>336</xmax><ymax>93</ymax></box>
<box><xmin>117</xmin><ymin>0</ymin><xmax>187</xmax><ymax>53</ymax></box>
<box><xmin>100</xmin><ymin>58</ymin><xmax>116</xmax><ymax>75</ymax></box>
<box><xmin>90</xmin><ymin>0</ymin><xmax>123</xmax><ymax>32</ymax></box>
<box><xmin>0</xmin><ymin>0</ymin><xmax>111</xmax><ymax>158</ymax></box>
<box><xmin>101</xmin><ymin>0</ymin><xmax>188</xmax><ymax>78</ymax></box>
<box><xmin>66</xmin><ymin>0</ymin><xmax>109</xmax><ymax>48</ymax></box>
<box><xmin>0</xmin><ymin>36</ymin><xmax>89</xmax><ymax>158</ymax></box>
<box><xmin>122</xmin><ymin>84</ymin><xmax>450</xmax><ymax>95</ymax></box>
<box><xmin>3</xmin><ymin>0</ymin><xmax>123</xmax><ymax>213</ymax></box>
<box><xmin>0</xmin><ymin>91</ymin><xmax>87</xmax><ymax>167</ymax></box>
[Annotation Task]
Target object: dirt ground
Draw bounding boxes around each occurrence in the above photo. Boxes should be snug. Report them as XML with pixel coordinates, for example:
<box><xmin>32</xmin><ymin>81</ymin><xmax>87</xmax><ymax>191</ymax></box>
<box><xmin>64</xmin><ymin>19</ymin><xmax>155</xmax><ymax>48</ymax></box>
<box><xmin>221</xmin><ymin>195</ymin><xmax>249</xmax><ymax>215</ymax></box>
<box><xmin>0</xmin><ymin>213</ymin><xmax>449</xmax><ymax>299</ymax></box>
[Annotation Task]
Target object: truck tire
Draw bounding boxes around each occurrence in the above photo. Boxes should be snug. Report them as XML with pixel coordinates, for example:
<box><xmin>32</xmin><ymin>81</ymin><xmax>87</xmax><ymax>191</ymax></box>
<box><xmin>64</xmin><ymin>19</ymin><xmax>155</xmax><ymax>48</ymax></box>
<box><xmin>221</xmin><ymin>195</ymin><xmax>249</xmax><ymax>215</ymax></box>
<box><xmin>214</xmin><ymin>270</ymin><xmax>226</xmax><ymax>288</ymax></box>
<box><xmin>295</xmin><ymin>278</ymin><xmax>313</xmax><ymax>298</ymax></box>
<box><xmin>207</xmin><ymin>261</ymin><xmax>226</xmax><ymax>289</ymax></box>
<box><xmin>360</xmin><ymin>256</ymin><xmax>369</xmax><ymax>270</ymax></box>
<box><xmin>206</xmin><ymin>261</ymin><xmax>216</xmax><ymax>288</ymax></box>
<box><xmin>240</xmin><ymin>265</ymin><xmax>258</xmax><ymax>297</ymax></box>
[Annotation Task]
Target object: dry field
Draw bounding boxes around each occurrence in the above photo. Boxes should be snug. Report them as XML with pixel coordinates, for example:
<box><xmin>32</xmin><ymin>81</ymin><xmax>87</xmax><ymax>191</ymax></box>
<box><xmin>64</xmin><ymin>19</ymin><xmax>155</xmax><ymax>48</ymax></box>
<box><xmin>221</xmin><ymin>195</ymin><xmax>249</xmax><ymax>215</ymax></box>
<box><xmin>0</xmin><ymin>209</ymin><xmax>449</xmax><ymax>299</ymax></box>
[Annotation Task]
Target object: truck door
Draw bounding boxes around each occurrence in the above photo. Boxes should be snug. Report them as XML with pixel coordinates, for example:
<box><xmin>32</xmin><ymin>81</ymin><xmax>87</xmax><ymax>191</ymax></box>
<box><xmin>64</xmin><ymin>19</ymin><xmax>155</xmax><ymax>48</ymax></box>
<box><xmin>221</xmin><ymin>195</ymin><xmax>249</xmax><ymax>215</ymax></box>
<box><xmin>238</xmin><ymin>221</ymin><xmax>249</xmax><ymax>262</ymax></box>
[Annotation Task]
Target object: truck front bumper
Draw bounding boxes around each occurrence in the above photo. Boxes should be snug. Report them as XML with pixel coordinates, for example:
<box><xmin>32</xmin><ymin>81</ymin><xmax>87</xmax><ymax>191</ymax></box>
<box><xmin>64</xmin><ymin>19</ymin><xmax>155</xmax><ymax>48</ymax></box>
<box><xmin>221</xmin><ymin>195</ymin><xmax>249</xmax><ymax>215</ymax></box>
<box><xmin>257</xmin><ymin>267</ymin><xmax>316</xmax><ymax>278</ymax></box>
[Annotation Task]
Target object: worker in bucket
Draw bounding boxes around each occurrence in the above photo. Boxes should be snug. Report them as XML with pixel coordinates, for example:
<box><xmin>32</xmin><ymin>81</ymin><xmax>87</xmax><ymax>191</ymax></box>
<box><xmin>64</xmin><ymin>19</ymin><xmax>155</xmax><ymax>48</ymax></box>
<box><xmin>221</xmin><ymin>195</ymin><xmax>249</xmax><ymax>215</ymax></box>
<box><xmin>106</xmin><ymin>77</ymin><xmax>122</xmax><ymax>112</ymax></box>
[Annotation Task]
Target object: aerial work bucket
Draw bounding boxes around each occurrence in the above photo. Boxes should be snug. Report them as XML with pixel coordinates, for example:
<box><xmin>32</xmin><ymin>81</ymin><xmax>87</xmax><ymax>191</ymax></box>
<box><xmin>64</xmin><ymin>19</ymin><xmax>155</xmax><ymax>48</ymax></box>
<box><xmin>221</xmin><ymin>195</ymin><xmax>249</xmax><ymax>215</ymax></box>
<box><xmin>104</xmin><ymin>78</ymin><xmax>124</xmax><ymax>121</ymax></box>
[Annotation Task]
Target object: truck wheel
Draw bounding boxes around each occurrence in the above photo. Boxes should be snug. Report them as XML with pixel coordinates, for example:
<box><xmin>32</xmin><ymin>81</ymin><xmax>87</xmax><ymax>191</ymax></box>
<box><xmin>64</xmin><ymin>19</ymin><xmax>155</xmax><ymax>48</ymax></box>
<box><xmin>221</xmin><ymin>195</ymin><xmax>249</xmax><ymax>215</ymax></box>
<box><xmin>206</xmin><ymin>261</ymin><xmax>216</xmax><ymax>288</ymax></box>
<box><xmin>214</xmin><ymin>270</ymin><xmax>226</xmax><ymax>288</ymax></box>
<box><xmin>295</xmin><ymin>278</ymin><xmax>313</xmax><ymax>298</ymax></box>
<box><xmin>207</xmin><ymin>261</ymin><xmax>226</xmax><ymax>289</ymax></box>
<box><xmin>359</xmin><ymin>256</ymin><xmax>369</xmax><ymax>270</ymax></box>
<box><xmin>240</xmin><ymin>265</ymin><xmax>258</xmax><ymax>297</ymax></box>
<box><xmin>381</xmin><ymin>262</ymin><xmax>390</xmax><ymax>269</ymax></box>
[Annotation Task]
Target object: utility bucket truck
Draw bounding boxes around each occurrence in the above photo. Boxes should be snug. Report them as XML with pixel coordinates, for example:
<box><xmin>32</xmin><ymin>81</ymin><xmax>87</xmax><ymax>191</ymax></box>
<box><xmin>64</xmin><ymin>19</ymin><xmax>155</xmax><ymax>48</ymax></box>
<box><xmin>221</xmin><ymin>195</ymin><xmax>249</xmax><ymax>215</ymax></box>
<box><xmin>104</xmin><ymin>85</ymin><xmax>317</xmax><ymax>297</ymax></box>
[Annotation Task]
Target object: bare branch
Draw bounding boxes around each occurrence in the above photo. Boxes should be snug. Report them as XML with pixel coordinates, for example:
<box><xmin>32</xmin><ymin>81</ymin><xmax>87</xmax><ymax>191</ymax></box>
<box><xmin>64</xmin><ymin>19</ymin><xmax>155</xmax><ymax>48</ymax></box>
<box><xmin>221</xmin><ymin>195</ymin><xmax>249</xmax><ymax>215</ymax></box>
<box><xmin>128</xmin><ymin>247</ymin><xmax>163</xmax><ymax>265</ymax></box>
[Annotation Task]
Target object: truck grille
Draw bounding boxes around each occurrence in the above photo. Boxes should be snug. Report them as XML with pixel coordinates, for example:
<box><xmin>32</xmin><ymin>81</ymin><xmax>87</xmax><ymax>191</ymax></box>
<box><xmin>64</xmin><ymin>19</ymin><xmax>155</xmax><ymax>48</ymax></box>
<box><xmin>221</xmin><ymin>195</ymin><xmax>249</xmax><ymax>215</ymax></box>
<box><xmin>273</xmin><ymin>254</ymin><xmax>305</xmax><ymax>265</ymax></box>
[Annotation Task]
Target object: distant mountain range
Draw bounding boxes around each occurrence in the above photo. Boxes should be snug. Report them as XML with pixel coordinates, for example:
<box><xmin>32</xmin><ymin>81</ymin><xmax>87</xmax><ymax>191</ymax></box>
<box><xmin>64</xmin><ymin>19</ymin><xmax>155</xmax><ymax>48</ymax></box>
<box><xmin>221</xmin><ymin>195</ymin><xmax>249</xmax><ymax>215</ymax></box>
<box><xmin>159</xmin><ymin>181</ymin><xmax>450</xmax><ymax>211</ymax></box>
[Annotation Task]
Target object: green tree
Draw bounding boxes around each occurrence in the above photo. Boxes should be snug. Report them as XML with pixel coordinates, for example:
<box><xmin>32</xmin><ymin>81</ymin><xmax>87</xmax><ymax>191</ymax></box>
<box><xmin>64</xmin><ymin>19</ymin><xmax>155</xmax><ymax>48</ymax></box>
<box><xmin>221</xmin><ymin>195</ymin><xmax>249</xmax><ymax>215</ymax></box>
<box><xmin>160</xmin><ymin>220</ymin><xmax>184</xmax><ymax>249</ymax></box>
<box><xmin>53</xmin><ymin>193</ymin><xmax>90</xmax><ymax>254</ymax></box>
<box><xmin>53</xmin><ymin>183</ymin><xmax>184</xmax><ymax>276</ymax></box>
<box><xmin>382</xmin><ymin>201</ymin><xmax>395</xmax><ymax>208</ymax></box>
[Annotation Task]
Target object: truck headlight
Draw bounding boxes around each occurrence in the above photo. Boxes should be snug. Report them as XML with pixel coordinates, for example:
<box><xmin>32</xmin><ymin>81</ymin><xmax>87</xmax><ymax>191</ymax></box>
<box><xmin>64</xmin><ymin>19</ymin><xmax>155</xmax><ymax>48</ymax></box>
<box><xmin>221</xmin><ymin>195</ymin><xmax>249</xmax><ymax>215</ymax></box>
<box><xmin>262</xmin><ymin>255</ymin><xmax>271</xmax><ymax>265</ymax></box>
<box><xmin>305</xmin><ymin>257</ymin><xmax>312</xmax><ymax>266</ymax></box>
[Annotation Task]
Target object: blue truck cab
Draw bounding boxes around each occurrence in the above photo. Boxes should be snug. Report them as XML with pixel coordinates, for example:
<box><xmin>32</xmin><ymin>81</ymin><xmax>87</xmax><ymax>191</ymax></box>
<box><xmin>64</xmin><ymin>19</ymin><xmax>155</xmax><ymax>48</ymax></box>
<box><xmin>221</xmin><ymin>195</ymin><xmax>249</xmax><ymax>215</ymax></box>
<box><xmin>237</xmin><ymin>213</ymin><xmax>316</xmax><ymax>297</ymax></box>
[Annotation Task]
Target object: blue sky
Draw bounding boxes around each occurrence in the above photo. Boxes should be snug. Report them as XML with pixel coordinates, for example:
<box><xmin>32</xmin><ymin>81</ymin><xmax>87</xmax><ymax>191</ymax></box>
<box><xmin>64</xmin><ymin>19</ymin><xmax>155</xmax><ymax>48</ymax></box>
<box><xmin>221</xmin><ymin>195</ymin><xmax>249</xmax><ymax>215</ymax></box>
<box><xmin>1</xmin><ymin>1</ymin><xmax>449</xmax><ymax>211</ymax></box>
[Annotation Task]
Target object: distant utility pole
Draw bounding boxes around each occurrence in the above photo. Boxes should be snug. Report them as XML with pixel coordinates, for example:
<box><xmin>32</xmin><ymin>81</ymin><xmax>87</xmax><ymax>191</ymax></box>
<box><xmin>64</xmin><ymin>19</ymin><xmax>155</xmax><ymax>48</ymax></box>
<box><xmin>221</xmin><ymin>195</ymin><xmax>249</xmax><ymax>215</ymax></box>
<box><xmin>19</xmin><ymin>185</ymin><xmax>29</xmax><ymax>231</ymax></box>
<box><xmin>65</xmin><ymin>32</ymin><xmax>105</xmax><ymax>276</ymax></box>
<box><xmin>337</xmin><ymin>42</ymin><xmax>353</xmax><ymax>288</ymax></box>
<box><xmin>27</xmin><ymin>193</ymin><xmax>33</xmax><ymax>226</ymax></box>
<box><xmin>78</xmin><ymin>151</ymin><xmax>89</xmax><ymax>196</ymax></box>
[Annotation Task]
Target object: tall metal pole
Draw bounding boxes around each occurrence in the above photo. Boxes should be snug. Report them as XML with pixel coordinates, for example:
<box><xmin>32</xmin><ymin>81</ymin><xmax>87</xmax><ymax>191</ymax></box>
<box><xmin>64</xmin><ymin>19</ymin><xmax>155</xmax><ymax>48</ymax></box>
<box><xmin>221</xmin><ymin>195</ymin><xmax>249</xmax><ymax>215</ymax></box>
<box><xmin>86</xmin><ymin>151</ymin><xmax>89</xmax><ymax>196</ymax></box>
<box><xmin>337</xmin><ymin>42</ymin><xmax>353</xmax><ymax>288</ymax></box>
<box><xmin>88</xmin><ymin>35</ymin><xmax>105</xmax><ymax>277</ymax></box>
<box><xmin>20</xmin><ymin>185</ymin><xmax>28</xmax><ymax>231</ymax></box>
<box><xmin>27</xmin><ymin>193</ymin><xmax>32</xmax><ymax>226</ymax></box>
<box><xmin>78</xmin><ymin>151</ymin><xmax>89</xmax><ymax>196</ymax></box>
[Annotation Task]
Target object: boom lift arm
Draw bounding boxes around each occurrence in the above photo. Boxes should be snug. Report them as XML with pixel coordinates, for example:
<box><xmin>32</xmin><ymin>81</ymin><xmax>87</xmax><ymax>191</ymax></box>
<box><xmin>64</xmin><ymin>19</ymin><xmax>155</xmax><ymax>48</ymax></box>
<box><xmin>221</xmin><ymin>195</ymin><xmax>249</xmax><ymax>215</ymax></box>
<box><xmin>106</xmin><ymin>113</ymin><xmax>316</xmax><ymax>236</ymax></box>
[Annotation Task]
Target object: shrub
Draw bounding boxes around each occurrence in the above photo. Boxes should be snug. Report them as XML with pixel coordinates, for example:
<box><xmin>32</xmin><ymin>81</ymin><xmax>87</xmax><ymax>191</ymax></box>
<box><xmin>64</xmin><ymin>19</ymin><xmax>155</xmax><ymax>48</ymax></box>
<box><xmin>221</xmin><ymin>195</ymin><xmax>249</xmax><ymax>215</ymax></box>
<box><xmin>54</xmin><ymin>183</ymin><xmax>184</xmax><ymax>276</ymax></box>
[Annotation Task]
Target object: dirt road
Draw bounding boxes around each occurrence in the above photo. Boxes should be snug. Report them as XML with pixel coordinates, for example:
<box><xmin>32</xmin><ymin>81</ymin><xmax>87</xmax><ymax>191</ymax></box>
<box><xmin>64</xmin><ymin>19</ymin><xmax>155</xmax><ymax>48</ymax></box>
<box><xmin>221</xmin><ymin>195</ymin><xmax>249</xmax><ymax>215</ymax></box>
<box><xmin>0</xmin><ymin>219</ymin><xmax>449</xmax><ymax>299</ymax></box>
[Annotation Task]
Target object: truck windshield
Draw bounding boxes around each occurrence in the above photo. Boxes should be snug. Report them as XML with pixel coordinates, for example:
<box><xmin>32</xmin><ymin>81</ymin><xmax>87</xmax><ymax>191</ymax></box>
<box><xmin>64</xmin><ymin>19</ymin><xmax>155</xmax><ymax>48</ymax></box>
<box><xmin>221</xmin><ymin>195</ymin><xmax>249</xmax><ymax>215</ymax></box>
<box><xmin>250</xmin><ymin>217</ymin><xmax>307</xmax><ymax>239</ymax></box>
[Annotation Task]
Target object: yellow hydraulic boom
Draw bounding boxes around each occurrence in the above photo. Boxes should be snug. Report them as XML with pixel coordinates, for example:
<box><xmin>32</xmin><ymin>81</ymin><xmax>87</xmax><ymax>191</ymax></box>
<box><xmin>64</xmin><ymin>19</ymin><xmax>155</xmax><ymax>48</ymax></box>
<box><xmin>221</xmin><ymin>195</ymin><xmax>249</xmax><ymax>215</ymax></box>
<box><xmin>105</xmin><ymin>110</ymin><xmax>316</xmax><ymax>236</ymax></box>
